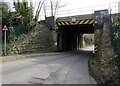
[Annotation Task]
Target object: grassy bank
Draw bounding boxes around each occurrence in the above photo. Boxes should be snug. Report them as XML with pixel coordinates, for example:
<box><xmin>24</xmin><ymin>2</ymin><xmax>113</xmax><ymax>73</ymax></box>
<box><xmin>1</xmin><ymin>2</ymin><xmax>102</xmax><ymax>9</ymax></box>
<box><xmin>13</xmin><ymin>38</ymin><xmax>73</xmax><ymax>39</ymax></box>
<box><xmin>83</xmin><ymin>45</ymin><xmax>91</xmax><ymax>48</ymax></box>
<box><xmin>89</xmin><ymin>56</ymin><xmax>119</xmax><ymax>85</ymax></box>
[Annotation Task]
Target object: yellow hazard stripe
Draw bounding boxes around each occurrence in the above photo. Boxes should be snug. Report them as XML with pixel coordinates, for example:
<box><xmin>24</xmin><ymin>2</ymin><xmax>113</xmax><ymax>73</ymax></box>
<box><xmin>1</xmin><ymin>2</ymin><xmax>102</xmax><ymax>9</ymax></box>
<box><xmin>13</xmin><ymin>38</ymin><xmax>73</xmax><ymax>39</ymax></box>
<box><xmin>79</xmin><ymin>20</ymin><xmax>84</xmax><ymax>24</ymax></box>
<box><xmin>61</xmin><ymin>22</ymin><xmax>65</xmax><ymax>25</ymax></box>
<box><xmin>70</xmin><ymin>22</ymin><xmax>74</xmax><ymax>25</ymax></box>
<box><xmin>89</xmin><ymin>20</ymin><xmax>94</xmax><ymax>24</ymax></box>
<box><xmin>57</xmin><ymin>19</ymin><xmax>95</xmax><ymax>26</ymax></box>
<box><xmin>57</xmin><ymin>22</ymin><xmax>61</xmax><ymax>26</ymax></box>
<box><xmin>94</xmin><ymin>49</ymin><xmax>97</xmax><ymax>51</ymax></box>
<box><xmin>75</xmin><ymin>21</ymin><xmax>80</xmax><ymax>24</ymax></box>
<box><xmin>65</xmin><ymin>21</ymin><xmax>69</xmax><ymax>25</ymax></box>
<box><xmin>94</xmin><ymin>46</ymin><xmax>97</xmax><ymax>48</ymax></box>
<box><xmin>84</xmin><ymin>20</ymin><xmax>90</xmax><ymax>24</ymax></box>
<box><xmin>94</xmin><ymin>45</ymin><xmax>98</xmax><ymax>52</ymax></box>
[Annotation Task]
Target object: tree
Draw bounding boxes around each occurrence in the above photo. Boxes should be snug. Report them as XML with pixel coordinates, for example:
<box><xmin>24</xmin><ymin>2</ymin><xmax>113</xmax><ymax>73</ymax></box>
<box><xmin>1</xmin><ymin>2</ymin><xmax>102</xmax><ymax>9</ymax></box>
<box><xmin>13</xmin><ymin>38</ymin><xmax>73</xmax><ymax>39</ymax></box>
<box><xmin>13</xmin><ymin>0</ymin><xmax>34</xmax><ymax>31</ymax></box>
<box><xmin>35</xmin><ymin>0</ymin><xmax>45</xmax><ymax>22</ymax></box>
<box><xmin>1</xmin><ymin>2</ymin><xmax>11</xmax><ymax>42</ymax></box>
<box><xmin>50</xmin><ymin>0</ymin><xmax>66</xmax><ymax>17</ymax></box>
<box><xmin>1</xmin><ymin>0</ymin><xmax>34</xmax><ymax>42</ymax></box>
<box><xmin>43</xmin><ymin>0</ymin><xmax>67</xmax><ymax>18</ymax></box>
<box><xmin>1</xmin><ymin>2</ymin><xmax>10</xmax><ymax>26</ymax></box>
<box><xmin>32</xmin><ymin>0</ymin><xmax>67</xmax><ymax>21</ymax></box>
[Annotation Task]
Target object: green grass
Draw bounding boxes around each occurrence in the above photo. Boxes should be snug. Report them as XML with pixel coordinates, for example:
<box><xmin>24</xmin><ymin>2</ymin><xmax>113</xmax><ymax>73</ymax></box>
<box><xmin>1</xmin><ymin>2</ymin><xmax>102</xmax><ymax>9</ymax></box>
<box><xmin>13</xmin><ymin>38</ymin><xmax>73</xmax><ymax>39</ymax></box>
<box><xmin>0</xmin><ymin>43</ymin><xmax>12</xmax><ymax>55</ymax></box>
<box><xmin>90</xmin><ymin>60</ymin><xmax>99</xmax><ymax>68</ymax></box>
<box><xmin>83</xmin><ymin>45</ymin><xmax>90</xmax><ymax>48</ymax></box>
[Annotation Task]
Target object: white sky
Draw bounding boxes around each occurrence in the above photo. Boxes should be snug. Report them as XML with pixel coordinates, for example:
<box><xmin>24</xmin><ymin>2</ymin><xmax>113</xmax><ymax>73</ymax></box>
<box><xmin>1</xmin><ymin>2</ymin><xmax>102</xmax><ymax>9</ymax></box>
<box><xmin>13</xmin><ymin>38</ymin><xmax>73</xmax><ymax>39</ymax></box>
<box><xmin>52</xmin><ymin>0</ymin><xmax>120</xmax><ymax>17</ymax></box>
<box><xmin>65</xmin><ymin>0</ymin><xmax>120</xmax><ymax>8</ymax></box>
<box><xmin>59</xmin><ymin>0</ymin><xmax>120</xmax><ymax>12</ymax></box>
<box><xmin>2</xmin><ymin>0</ymin><xmax>120</xmax><ymax>10</ymax></box>
<box><xmin>1</xmin><ymin>0</ymin><xmax>120</xmax><ymax>19</ymax></box>
<box><xmin>31</xmin><ymin>0</ymin><xmax>120</xmax><ymax>17</ymax></box>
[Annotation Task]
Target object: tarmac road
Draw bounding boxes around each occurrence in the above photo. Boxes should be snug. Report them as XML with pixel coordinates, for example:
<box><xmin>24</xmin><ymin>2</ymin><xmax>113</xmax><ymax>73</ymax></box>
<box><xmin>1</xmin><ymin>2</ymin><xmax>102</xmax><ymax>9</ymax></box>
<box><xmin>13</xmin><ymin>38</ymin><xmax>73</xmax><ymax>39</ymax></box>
<box><xmin>2</xmin><ymin>46</ymin><xmax>96</xmax><ymax>84</ymax></box>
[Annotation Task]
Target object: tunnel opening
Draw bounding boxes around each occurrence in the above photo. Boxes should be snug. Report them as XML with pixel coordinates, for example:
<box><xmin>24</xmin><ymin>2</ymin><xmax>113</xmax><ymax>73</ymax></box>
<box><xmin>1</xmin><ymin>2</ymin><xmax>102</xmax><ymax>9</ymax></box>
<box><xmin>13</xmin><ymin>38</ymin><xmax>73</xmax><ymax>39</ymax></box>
<box><xmin>56</xmin><ymin>24</ymin><xmax>94</xmax><ymax>51</ymax></box>
<box><xmin>83</xmin><ymin>34</ymin><xmax>94</xmax><ymax>47</ymax></box>
<box><xmin>82</xmin><ymin>34</ymin><xmax>94</xmax><ymax>50</ymax></box>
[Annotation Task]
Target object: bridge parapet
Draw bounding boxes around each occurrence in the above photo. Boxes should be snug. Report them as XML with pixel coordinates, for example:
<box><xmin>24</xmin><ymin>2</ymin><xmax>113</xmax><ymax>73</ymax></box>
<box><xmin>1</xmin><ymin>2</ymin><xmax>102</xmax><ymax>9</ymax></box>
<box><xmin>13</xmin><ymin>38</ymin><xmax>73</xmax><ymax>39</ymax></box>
<box><xmin>56</xmin><ymin>19</ymin><xmax>95</xmax><ymax>26</ymax></box>
<box><xmin>56</xmin><ymin>14</ymin><xmax>94</xmax><ymax>22</ymax></box>
<box><xmin>56</xmin><ymin>14</ymin><xmax>94</xmax><ymax>26</ymax></box>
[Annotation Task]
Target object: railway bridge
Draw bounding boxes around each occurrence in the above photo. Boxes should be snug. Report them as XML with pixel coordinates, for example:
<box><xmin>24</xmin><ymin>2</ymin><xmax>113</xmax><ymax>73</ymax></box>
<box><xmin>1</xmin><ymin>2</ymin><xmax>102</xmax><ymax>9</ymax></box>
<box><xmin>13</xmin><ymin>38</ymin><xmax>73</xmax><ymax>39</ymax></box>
<box><xmin>55</xmin><ymin>14</ymin><xmax>95</xmax><ymax>51</ymax></box>
<box><xmin>46</xmin><ymin>9</ymin><xmax>110</xmax><ymax>51</ymax></box>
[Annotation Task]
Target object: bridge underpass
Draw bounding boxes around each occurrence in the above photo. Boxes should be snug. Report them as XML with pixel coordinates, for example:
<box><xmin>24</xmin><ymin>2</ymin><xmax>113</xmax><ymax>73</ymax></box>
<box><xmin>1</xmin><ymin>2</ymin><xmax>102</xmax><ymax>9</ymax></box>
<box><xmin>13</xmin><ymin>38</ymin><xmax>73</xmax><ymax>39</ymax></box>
<box><xmin>56</xmin><ymin>16</ymin><xmax>95</xmax><ymax>51</ymax></box>
<box><xmin>54</xmin><ymin>9</ymin><xmax>111</xmax><ymax>52</ymax></box>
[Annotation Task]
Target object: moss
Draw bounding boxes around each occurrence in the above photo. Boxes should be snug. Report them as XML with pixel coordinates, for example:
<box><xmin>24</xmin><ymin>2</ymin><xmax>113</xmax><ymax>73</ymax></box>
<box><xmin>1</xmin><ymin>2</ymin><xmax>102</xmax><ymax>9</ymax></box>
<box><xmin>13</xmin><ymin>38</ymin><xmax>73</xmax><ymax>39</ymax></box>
<box><xmin>90</xmin><ymin>55</ymin><xmax>119</xmax><ymax>85</ymax></box>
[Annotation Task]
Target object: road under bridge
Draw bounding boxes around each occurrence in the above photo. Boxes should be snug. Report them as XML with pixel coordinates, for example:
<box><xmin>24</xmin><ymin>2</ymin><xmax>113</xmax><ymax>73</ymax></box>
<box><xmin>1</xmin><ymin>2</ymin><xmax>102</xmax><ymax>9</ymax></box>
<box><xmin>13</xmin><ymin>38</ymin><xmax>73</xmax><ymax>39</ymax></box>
<box><xmin>45</xmin><ymin>9</ymin><xmax>114</xmax><ymax>53</ymax></box>
<box><xmin>56</xmin><ymin>14</ymin><xmax>95</xmax><ymax>51</ymax></box>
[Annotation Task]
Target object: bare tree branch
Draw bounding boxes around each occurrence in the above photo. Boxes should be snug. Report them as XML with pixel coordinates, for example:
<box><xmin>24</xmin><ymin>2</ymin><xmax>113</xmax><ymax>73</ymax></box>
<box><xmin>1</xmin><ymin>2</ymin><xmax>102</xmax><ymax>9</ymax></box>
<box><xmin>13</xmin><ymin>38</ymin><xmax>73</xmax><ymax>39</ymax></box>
<box><xmin>50</xmin><ymin>0</ymin><xmax>53</xmax><ymax>16</ymax></box>
<box><xmin>34</xmin><ymin>0</ymin><xmax>45</xmax><ymax>22</ymax></box>
<box><xmin>43</xmin><ymin>3</ymin><xmax>47</xmax><ymax>19</ymax></box>
<box><xmin>49</xmin><ymin>0</ymin><xmax>67</xmax><ymax>17</ymax></box>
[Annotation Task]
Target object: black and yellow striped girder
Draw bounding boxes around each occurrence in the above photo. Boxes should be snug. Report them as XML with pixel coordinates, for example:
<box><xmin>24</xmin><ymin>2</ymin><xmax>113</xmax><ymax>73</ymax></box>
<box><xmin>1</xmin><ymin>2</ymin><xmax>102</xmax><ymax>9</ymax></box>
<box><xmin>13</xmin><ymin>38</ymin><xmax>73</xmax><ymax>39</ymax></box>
<box><xmin>56</xmin><ymin>19</ymin><xmax>94</xmax><ymax>26</ymax></box>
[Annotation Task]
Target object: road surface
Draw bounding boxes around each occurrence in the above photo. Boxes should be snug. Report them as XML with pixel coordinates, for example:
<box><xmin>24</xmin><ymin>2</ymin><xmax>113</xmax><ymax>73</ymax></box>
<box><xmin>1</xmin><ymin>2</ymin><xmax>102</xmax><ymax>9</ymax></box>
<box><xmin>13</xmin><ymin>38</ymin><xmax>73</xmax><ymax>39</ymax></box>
<box><xmin>2</xmin><ymin>46</ymin><xmax>96</xmax><ymax>84</ymax></box>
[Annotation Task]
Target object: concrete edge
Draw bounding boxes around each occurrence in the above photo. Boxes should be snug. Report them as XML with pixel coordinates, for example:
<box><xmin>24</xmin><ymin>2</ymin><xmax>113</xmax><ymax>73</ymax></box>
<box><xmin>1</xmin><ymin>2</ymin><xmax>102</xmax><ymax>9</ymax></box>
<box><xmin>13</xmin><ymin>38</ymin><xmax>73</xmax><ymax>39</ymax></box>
<box><xmin>0</xmin><ymin>53</ymin><xmax>62</xmax><ymax>63</ymax></box>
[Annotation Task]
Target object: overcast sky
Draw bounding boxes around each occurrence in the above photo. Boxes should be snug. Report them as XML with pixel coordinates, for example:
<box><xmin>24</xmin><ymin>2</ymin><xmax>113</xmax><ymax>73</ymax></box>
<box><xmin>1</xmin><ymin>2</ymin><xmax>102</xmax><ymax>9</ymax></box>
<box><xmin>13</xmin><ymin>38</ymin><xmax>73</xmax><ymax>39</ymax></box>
<box><xmin>2</xmin><ymin>0</ymin><xmax>120</xmax><ymax>10</ymax></box>
<box><xmin>65</xmin><ymin>0</ymin><xmax>120</xmax><ymax>8</ymax></box>
<box><xmin>1</xmin><ymin>0</ymin><xmax>120</xmax><ymax>19</ymax></box>
<box><xmin>55</xmin><ymin>0</ymin><xmax>120</xmax><ymax>17</ymax></box>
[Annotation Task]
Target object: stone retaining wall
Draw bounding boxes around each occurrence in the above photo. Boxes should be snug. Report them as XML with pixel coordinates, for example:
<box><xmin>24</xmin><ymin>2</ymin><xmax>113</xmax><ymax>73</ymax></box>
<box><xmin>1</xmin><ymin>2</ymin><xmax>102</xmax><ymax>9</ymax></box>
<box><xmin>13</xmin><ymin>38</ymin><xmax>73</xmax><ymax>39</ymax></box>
<box><xmin>8</xmin><ymin>23</ymin><xmax>55</xmax><ymax>54</ymax></box>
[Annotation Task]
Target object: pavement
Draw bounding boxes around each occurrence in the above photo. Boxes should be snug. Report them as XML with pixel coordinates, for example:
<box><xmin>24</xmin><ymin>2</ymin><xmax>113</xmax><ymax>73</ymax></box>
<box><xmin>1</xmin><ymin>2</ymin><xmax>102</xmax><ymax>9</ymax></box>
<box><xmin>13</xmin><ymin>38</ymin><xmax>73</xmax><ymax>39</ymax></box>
<box><xmin>0</xmin><ymin>52</ymin><xmax>63</xmax><ymax>63</ymax></box>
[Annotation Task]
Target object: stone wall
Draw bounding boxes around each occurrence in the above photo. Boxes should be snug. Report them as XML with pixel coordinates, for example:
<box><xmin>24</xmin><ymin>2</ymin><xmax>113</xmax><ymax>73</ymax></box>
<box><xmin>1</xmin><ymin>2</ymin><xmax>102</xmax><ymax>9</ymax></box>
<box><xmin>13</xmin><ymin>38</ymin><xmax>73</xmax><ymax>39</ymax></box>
<box><xmin>94</xmin><ymin>15</ymin><xmax>113</xmax><ymax>57</ymax></box>
<box><xmin>8</xmin><ymin>23</ymin><xmax>55</xmax><ymax>54</ymax></box>
<box><xmin>91</xmin><ymin>15</ymin><xmax>119</xmax><ymax>85</ymax></box>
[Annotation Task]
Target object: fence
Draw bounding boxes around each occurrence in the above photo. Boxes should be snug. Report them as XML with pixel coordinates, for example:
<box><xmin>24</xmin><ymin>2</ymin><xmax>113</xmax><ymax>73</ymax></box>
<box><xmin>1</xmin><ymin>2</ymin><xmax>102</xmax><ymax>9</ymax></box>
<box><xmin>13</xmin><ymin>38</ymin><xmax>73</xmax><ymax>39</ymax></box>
<box><xmin>109</xmin><ymin>2</ymin><xmax>120</xmax><ymax>57</ymax></box>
